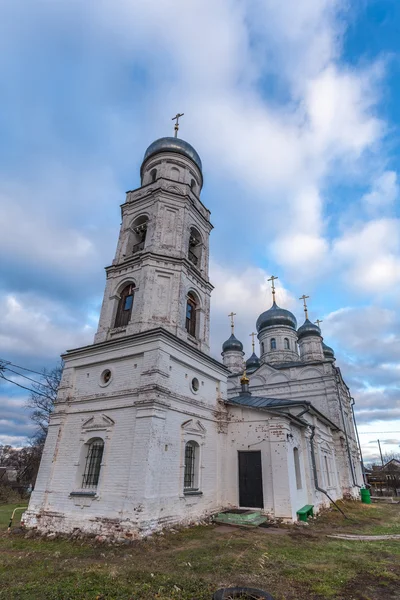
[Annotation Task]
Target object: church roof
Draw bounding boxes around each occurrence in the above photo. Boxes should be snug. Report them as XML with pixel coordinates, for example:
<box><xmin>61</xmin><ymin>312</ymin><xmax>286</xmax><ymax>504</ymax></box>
<box><xmin>297</xmin><ymin>318</ymin><xmax>321</xmax><ymax>340</ymax></box>
<box><xmin>142</xmin><ymin>137</ymin><xmax>202</xmax><ymax>172</ymax></box>
<box><xmin>246</xmin><ymin>352</ymin><xmax>261</xmax><ymax>372</ymax></box>
<box><xmin>222</xmin><ymin>333</ymin><xmax>243</xmax><ymax>353</ymax></box>
<box><xmin>256</xmin><ymin>301</ymin><xmax>297</xmax><ymax>332</ymax></box>
<box><xmin>226</xmin><ymin>395</ymin><xmax>340</xmax><ymax>430</ymax></box>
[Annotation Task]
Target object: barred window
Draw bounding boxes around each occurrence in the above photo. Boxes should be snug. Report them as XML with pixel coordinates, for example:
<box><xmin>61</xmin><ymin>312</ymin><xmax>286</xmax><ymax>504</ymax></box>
<box><xmin>82</xmin><ymin>438</ymin><xmax>104</xmax><ymax>489</ymax></box>
<box><xmin>184</xmin><ymin>441</ymin><xmax>199</xmax><ymax>491</ymax></box>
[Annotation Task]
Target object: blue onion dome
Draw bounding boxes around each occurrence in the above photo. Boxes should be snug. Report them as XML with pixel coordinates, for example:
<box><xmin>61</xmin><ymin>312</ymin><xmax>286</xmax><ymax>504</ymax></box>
<box><xmin>297</xmin><ymin>319</ymin><xmax>322</xmax><ymax>340</ymax></box>
<box><xmin>256</xmin><ymin>301</ymin><xmax>297</xmax><ymax>332</ymax></box>
<box><xmin>322</xmin><ymin>342</ymin><xmax>335</xmax><ymax>359</ymax></box>
<box><xmin>246</xmin><ymin>352</ymin><xmax>260</xmax><ymax>372</ymax></box>
<box><xmin>142</xmin><ymin>137</ymin><xmax>202</xmax><ymax>172</ymax></box>
<box><xmin>222</xmin><ymin>333</ymin><xmax>244</xmax><ymax>353</ymax></box>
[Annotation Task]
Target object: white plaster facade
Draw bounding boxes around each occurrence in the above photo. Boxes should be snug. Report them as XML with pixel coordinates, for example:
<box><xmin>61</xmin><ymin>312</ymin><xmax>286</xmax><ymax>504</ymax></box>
<box><xmin>24</xmin><ymin>136</ymin><xmax>363</xmax><ymax>538</ymax></box>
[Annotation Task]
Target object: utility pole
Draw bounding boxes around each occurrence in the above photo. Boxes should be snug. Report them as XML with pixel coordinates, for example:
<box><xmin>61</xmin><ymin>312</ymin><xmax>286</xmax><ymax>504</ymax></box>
<box><xmin>377</xmin><ymin>439</ymin><xmax>384</xmax><ymax>467</ymax></box>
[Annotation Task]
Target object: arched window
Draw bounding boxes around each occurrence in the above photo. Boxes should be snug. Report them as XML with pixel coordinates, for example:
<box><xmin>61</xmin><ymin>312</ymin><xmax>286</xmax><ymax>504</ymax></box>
<box><xmin>130</xmin><ymin>215</ymin><xmax>148</xmax><ymax>254</ymax></box>
<box><xmin>261</xmin><ymin>342</ymin><xmax>265</xmax><ymax>354</ymax></box>
<box><xmin>114</xmin><ymin>283</ymin><xmax>135</xmax><ymax>327</ymax></box>
<box><xmin>190</xmin><ymin>179</ymin><xmax>196</xmax><ymax>192</ymax></box>
<box><xmin>270</xmin><ymin>338</ymin><xmax>276</xmax><ymax>350</ymax></box>
<box><xmin>185</xmin><ymin>292</ymin><xmax>197</xmax><ymax>337</ymax></box>
<box><xmin>294</xmin><ymin>447</ymin><xmax>302</xmax><ymax>490</ymax></box>
<box><xmin>284</xmin><ymin>337</ymin><xmax>290</xmax><ymax>350</ymax></box>
<box><xmin>184</xmin><ymin>441</ymin><xmax>199</xmax><ymax>491</ymax></box>
<box><xmin>82</xmin><ymin>438</ymin><xmax>104</xmax><ymax>489</ymax></box>
<box><xmin>150</xmin><ymin>168</ymin><xmax>157</xmax><ymax>183</ymax></box>
<box><xmin>188</xmin><ymin>227</ymin><xmax>202</xmax><ymax>267</ymax></box>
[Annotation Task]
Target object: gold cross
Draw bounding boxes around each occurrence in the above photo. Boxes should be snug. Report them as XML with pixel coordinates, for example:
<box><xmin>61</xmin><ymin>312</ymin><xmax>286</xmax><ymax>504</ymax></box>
<box><xmin>299</xmin><ymin>294</ymin><xmax>310</xmax><ymax>320</ymax></box>
<box><xmin>172</xmin><ymin>113</ymin><xmax>184</xmax><ymax>138</ymax></box>
<box><xmin>249</xmin><ymin>332</ymin><xmax>257</xmax><ymax>353</ymax></box>
<box><xmin>315</xmin><ymin>319</ymin><xmax>323</xmax><ymax>329</ymax></box>
<box><xmin>228</xmin><ymin>312</ymin><xmax>236</xmax><ymax>334</ymax></box>
<box><xmin>268</xmin><ymin>275</ymin><xmax>278</xmax><ymax>302</ymax></box>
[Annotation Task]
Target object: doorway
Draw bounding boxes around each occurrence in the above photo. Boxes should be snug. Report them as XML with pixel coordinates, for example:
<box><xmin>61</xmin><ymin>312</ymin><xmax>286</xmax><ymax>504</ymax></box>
<box><xmin>238</xmin><ymin>451</ymin><xmax>264</xmax><ymax>508</ymax></box>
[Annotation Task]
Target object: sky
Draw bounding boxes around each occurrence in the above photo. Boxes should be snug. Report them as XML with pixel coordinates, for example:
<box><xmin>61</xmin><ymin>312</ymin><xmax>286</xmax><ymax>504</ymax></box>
<box><xmin>0</xmin><ymin>0</ymin><xmax>400</xmax><ymax>463</ymax></box>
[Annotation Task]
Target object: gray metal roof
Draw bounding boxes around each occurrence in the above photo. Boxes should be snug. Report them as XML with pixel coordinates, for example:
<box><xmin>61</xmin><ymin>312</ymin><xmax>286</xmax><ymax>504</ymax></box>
<box><xmin>297</xmin><ymin>318</ymin><xmax>321</xmax><ymax>340</ymax></box>
<box><xmin>256</xmin><ymin>301</ymin><xmax>297</xmax><ymax>332</ymax></box>
<box><xmin>142</xmin><ymin>137</ymin><xmax>202</xmax><ymax>172</ymax></box>
<box><xmin>227</xmin><ymin>395</ymin><xmax>305</xmax><ymax>409</ymax></box>
<box><xmin>222</xmin><ymin>333</ymin><xmax>243</xmax><ymax>353</ymax></box>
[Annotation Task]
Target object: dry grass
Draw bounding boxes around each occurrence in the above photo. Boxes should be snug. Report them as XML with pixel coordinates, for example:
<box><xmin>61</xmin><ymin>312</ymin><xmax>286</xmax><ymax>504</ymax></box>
<box><xmin>0</xmin><ymin>501</ymin><xmax>399</xmax><ymax>599</ymax></box>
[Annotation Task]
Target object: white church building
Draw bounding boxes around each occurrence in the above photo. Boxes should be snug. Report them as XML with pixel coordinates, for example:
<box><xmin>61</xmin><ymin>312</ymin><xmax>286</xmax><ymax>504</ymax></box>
<box><xmin>23</xmin><ymin>133</ymin><xmax>363</xmax><ymax>538</ymax></box>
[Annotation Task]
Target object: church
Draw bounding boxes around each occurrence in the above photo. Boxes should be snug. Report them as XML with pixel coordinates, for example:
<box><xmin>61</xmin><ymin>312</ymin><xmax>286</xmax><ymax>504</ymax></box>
<box><xmin>23</xmin><ymin>130</ymin><xmax>363</xmax><ymax>538</ymax></box>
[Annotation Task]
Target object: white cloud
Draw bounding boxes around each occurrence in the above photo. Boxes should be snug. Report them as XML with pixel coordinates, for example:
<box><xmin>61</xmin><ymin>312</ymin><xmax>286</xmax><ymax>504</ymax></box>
<box><xmin>0</xmin><ymin>293</ymin><xmax>95</xmax><ymax>360</ymax></box>
<box><xmin>333</xmin><ymin>219</ymin><xmax>400</xmax><ymax>293</ymax></box>
<box><xmin>362</xmin><ymin>171</ymin><xmax>398</xmax><ymax>216</ymax></box>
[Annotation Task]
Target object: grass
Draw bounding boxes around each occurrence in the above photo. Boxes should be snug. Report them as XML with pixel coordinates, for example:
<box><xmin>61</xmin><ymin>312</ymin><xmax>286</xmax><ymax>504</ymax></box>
<box><xmin>0</xmin><ymin>501</ymin><xmax>399</xmax><ymax>599</ymax></box>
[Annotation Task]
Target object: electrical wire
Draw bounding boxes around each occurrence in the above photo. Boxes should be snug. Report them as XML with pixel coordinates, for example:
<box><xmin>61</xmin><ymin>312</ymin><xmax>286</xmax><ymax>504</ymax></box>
<box><xmin>0</xmin><ymin>374</ymin><xmax>49</xmax><ymax>398</ymax></box>
<box><xmin>0</xmin><ymin>359</ymin><xmax>60</xmax><ymax>380</ymax></box>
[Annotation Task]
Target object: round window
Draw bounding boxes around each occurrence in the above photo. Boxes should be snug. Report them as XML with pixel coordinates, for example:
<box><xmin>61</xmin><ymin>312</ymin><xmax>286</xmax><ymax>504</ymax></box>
<box><xmin>191</xmin><ymin>377</ymin><xmax>200</xmax><ymax>393</ymax></box>
<box><xmin>100</xmin><ymin>369</ymin><xmax>112</xmax><ymax>386</ymax></box>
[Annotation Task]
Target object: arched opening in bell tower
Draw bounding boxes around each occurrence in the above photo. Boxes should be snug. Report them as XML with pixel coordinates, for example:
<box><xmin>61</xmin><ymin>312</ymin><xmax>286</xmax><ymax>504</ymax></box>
<box><xmin>188</xmin><ymin>227</ymin><xmax>202</xmax><ymax>267</ymax></box>
<box><xmin>185</xmin><ymin>292</ymin><xmax>198</xmax><ymax>337</ymax></box>
<box><xmin>129</xmin><ymin>215</ymin><xmax>149</xmax><ymax>254</ymax></box>
<box><xmin>114</xmin><ymin>283</ymin><xmax>135</xmax><ymax>328</ymax></box>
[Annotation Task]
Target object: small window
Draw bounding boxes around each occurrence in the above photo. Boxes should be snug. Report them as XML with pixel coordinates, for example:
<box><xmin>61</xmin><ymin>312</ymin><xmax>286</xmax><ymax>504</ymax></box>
<box><xmin>114</xmin><ymin>283</ymin><xmax>135</xmax><ymax>328</ymax></box>
<box><xmin>82</xmin><ymin>439</ymin><xmax>104</xmax><ymax>489</ymax></box>
<box><xmin>284</xmin><ymin>338</ymin><xmax>290</xmax><ymax>350</ymax></box>
<box><xmin>185</xmin><ymin>293</ymin><xmax>197</xmax><ymax>337</ymax></box>
<box><xmin>100</xmin><ymin>369</ymin><xmax>112</xmax><ymax>385</ymax></box>
<box><xmin>184</xmin><ymin>441</ymin><xmax>199</xmax><ymax>491</ymax></box>
<box><xmin>191</xmin><ymin>377</ymin><xmax>199</xmax><ymax>393</ymax></box>
<box><xmin>270</xmin><ymin>338</ymin><xmax>276</xmax><ymax>350</ymax></box>
<box><xmin>190</xmin><ymin>179</ymin><xmax>196</xmax><ymax>192</ymax></box>
<box><xmin>294</xmin><ymin>447</ymin><xmax>302</xmax><ymax>490</ymax></box>
<box><xmin>150</xmin><ymin>168</ymin><xmax>157</xmax><ymax>183</ymax></box>
<box><xmin>261</xmin><ymin>342</ymin><xmax>264</xmax><ymax>354</ymax></box>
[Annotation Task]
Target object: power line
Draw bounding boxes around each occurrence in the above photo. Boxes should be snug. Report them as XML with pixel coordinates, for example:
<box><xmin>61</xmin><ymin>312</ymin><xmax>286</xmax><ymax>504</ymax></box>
<box><xmin>2</xmin><ymin>367</ymin><xmax>42</xmax><ymax>386</ymax></box>
<box><xmin>0</xmin><ymin>359</ymin><xmax>60</xmax><ymax>380</ymax></box>
<box><xmin>358</xmin><ymin>431</ymin><xmax>400</xmax><ymax>435</ymax></box>
<box><xmin>0</xmin><ymin>374</ymin><xmax>49</xmax><ymax>398</ymax></box>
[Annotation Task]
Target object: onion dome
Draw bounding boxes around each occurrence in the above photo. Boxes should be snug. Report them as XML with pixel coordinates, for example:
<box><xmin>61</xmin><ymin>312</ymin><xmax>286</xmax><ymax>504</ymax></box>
<box><xmin>142</xmin><ymin>137</ymin><xmax>202</xmax><ymax>172</ymax></box>
<box><xmin>256</xmin><ymin>301</ymin><xmax>297</xmax><ymax>332</ymax></box>
<box><xmin>322</xmin><ymin>342</ymin><xmax>335</xmax><ymax>359</ymax></box>
<box><xmin>222</xmin><ymin>333</ymin><xmax>244</xmax><ymax>353</ymax></box>
<box><xmin>246</xmin><ymin>352</ymin><xmax>260</xmax><ymax>372</ymax></box>
<box><xmin>297</xmin><ymin>319</ymin><xmax>321</xmax><ymax>340</ymax></box>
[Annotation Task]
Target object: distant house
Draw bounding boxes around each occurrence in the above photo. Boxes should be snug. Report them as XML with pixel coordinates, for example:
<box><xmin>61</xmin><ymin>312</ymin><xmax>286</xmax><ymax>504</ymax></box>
<box><xmin>366</xmin><ymin>459</ymin><xmax>400</xmax><ymax>496</ymax></box>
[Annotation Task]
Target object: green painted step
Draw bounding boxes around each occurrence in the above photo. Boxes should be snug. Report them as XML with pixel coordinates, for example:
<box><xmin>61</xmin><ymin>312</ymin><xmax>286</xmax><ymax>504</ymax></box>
<box><xmin>215</xmin><ymin>509</ymin><xmax>268</xmax><ymax>527</ymax></box>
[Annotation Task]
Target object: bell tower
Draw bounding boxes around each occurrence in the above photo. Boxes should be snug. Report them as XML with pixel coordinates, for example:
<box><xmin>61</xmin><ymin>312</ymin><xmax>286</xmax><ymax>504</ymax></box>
<box><xmin>94</xmin><ymin>134</ymin><xmax>213</xmax><ymax>354</ymax></box>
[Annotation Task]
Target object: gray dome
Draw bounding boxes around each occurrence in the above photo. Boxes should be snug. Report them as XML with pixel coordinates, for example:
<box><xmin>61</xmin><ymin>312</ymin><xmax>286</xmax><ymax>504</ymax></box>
<box><xmin>246</xmin><ymin>352</ymin><xmax>260</xmax><ymax>372</ymax></box>
<box><xmin>297</xmin><ymin>319</ymin><xmax>321</xmax><ymax>340</ymax></box>
<box><xmin>322</xmin><ymin>342</ymin><xmax>335</xmax><ymax>358</ymax></box>
<box><xmin>222</xmin><ymin>334</ymin><xmax>243</xmax><ymax>353</ymax></box>
<box><xmin>256</xmin><ymin>302</ymin><xmax>297</xmax><ymax>332</ymax></box>
<box><xmin>142</xmin><ymin>137</ymin><xmax>202</xmax><ymax>172</ymax></box>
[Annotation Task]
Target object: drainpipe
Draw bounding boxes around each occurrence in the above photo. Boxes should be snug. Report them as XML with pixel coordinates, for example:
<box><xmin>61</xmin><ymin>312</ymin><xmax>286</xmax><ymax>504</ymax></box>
<box><xmin>351</xmin><ymin>398</ymin><xmax>367</xmax><ymax>487</ymax></box>
<box><xmin>309</xmin><ymin>426</ymin><xmax>348</xmax><ymax>518</ymax></box>
<box><xmin>334</xmin><ymin>368</ymin><xmax>360</xmax><ymax>488</ymax></box>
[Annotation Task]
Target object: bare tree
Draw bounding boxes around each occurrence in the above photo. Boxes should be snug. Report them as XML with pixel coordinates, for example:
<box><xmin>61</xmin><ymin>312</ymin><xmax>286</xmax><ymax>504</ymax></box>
<box><xmin>26</xmin><ymin>363</ymin><xmax>63</xmax><ymax>447</ymax></box>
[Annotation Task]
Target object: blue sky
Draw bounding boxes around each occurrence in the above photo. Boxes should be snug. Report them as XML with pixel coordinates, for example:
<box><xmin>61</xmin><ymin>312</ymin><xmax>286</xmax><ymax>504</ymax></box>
<box><xmin>1</xmin><ymin>0</ymin><xmax>400</xmax><ymax>462</ymax></box>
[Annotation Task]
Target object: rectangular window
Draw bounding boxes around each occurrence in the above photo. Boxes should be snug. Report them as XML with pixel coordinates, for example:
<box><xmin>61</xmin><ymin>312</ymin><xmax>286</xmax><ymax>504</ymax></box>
<box><xmin>324</xmin><ymin>455</ymin><xmax>331</xmax><ymax>487</ymax></box>
<box><xmin>184</xmin><ymin>443</ymin><xmax>196</xmax><ymax>489</ymax></box>
<box><xmin>82</xmin><ymin>441</ymin><xmax>104</xmax><ymax>489</ymax></box>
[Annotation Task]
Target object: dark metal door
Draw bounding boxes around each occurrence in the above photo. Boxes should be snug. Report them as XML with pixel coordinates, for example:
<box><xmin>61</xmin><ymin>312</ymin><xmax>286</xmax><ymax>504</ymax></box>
<box><xmin>238</xmin><ymin>451</ymin><xmax>264</xmax><ymax>508</ymax></box>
